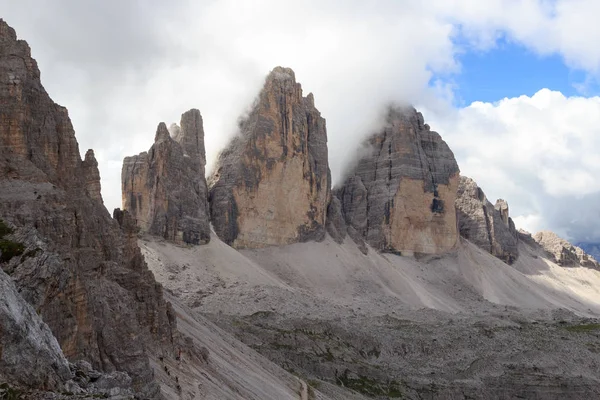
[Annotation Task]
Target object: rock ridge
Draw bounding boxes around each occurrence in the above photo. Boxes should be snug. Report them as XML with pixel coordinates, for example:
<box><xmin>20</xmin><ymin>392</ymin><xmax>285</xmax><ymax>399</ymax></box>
<box><xmin>534</xmin><ymin>230</ymin><xmax>599</xmax><ymax>269</ymax></box>
<box><xmin>455</xmin><ymin>176</ymin><xmax>519</xmax><ymax>264</ymax></box>
<box><xmin>122</xmin><ymin>109</ymin><xmax>211</xmax><ymax>245</ymax></box>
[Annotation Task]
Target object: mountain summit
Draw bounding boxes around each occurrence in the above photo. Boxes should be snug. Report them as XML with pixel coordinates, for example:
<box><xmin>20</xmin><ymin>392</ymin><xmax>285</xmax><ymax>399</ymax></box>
<box><xmin>209</xmin><ymin>67</ymin><xmax>331</xmax><ymax>248</ymax></box>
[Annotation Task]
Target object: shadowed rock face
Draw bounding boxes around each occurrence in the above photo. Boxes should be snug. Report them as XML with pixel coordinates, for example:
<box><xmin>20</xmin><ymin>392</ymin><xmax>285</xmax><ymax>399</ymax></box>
<box><xmin>122</xmin><ymin>109</ymin><xmax>211</xmax><ymax>245</ymax></box>
<box><xmin>534</xmin><ymin>231</ymin><xmax>599</xmax><ymax>269</ymax></box>
<box><xmin>337</xmin><ymin>106</ymin><xmax>460</xmax><ymax>254</ymax></box>
<box><xmin>455</xmin><ymin>176</ymin><xmax>519</xmax><ymax>264</ymax></box>
<box><xmin>209</xmin><ymin>67</ymin><xmax>331</xmax><ymax>249</ymax></box>
<box><xmin>326</xmin><ymin>196</ymin><xmax>347</xmax><ymax>244</ymax></box>
<box><xmin>0</xmin><ymin>19</ymin><xmax>174</xmax><ymax>397</ymax></box>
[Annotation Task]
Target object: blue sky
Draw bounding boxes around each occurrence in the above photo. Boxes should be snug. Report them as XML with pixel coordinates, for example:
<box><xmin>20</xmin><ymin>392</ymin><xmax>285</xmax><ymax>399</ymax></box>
<box><xmin>452</xmin><ymin>40</ymin><xmax>594</xmax><ymax>105</ymax></box>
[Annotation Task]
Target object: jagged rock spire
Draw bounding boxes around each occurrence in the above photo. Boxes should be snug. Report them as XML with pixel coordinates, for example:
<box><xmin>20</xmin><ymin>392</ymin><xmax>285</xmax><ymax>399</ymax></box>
<box><xmin>208</xmin><ymin>66</ymin><xmax>331</xmax><ymax>248</ymax></box>
<box><xmin>455</xmin><ymin>176</ymin><xmax>519</xmax><ymax>264</ymax></box>
<box><xmin>122</xmin><ymin>109</ymin><xmax>211</xmax><ymax>245</ymax></box>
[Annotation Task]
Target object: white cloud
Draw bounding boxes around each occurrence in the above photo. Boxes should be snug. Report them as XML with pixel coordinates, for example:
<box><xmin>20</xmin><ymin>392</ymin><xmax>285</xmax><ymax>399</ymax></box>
<box><xmin>426</xmin><ymin>89</ymin><xmax>600</xmax><ymax>242</ymax></box>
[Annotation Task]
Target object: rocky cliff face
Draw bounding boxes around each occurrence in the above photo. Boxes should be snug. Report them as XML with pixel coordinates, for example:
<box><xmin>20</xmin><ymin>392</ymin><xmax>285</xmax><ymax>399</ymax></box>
<box><xmin>336</xmin><ymin>106</ymin><xmax>460</xmax><ymax>254</ymax></box>
<box><xmin>208</xmin><ymin>67</ymin><xmax>331</xmax><ymax>248</ymax></box>
<box><xmin>534</xmin><ymin>231</ymin><xmax>599</xmax><ymax>269</ymax></box>
<box><xmin>0</xmin><ymin>268</ymin><xmax>71</xmax><ymax>391</ymax></box>
<box><xmin>455</xmin><ymin>176</ymin><xmax>519</xmax><ymax>264</ymax></box>
<box><xmin>0</xmin><ymin>19</ymin><xmax>174</xmax><ymax>397</ymax></box>
<box><xmin>122</xmin><ymin>109</ymin><xmax>210</xmax><ymax>245</ymax></box>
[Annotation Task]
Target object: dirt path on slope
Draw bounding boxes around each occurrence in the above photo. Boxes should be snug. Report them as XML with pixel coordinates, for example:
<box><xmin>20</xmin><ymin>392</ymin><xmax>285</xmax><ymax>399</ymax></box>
<box><xmin>300</xmin><ymin>379</ymin><xmax>308</xmax><ymax>400</ymax></box>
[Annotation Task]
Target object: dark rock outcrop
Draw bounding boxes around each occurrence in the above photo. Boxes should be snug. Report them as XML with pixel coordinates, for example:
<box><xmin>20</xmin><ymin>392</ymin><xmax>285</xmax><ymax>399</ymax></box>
<box><xmin>337</xmin><ymin>106</ymin><xmax>460</xmax><ymax>254</ymax></box>
<box><xmin>455</xmin><ymin>176</ymin><xmax>519</xmax><ymax>264</ymax></box>
<box><xmin>0</xmin><ymin>19</ymin><xmax>174</xmax><ymax>397</ymax></box>
<box><xmin>122</xmin><ymin>109</ymin><xmax>210</xmax><ymax>245</ymax></box>
<box><xmin>534</xmin><ymin>231</ymin><xmax>599</xmax><ymax>269</ymax></box>
<box><xmin>326</xmin><ymin>197</ymin><xmax>347</xmax><ymax>244</ymax></box>
<box><xmin>208</xmin><ymin>67</ymin><xmax>331</xmax><ymax>248</ymax></box>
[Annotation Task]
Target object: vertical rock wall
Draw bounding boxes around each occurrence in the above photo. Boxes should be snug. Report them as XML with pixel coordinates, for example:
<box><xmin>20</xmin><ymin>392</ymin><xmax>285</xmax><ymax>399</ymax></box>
<box><xmin>122</xmin><ymin>109</ymin><xmax>211</xmax><ymax>245</ymax></box>
<box><xmin>337</xmin><ymin>106</ymin><xmax>460</xmax><ymax>254</ymax></box>
<box><xmin>209</xmin><ymin>67</ymin><xmax>331</xmax><ymax>249</ymax></box>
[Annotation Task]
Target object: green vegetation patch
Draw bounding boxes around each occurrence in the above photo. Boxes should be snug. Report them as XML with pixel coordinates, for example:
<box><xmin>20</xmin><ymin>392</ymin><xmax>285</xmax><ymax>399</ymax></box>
<box><xmin>0</xmin><ymin>219</ymin><xmax>25</xmax><ymax>264</ymax></box>
<box><xmin>336</xmin><ymin>370</ymin><xmax>404</xmax><ymax>398</ymax></box>
<box><xmin>0</xmin><ymin>383</ymin><xmax>22</xmax><ymax>400</ymax></box>
<box><xmin>0</xmin><ymin>220</ymin><xmax>13</xmax><ymax>239</ymax></box>
<box><xmin>565</xmin><ymin>323</ymin><xmax>600</xmax><ymax>333</ymax></box>
<box><xmin>0</xmin><ymin>240</ymin><xmax>24</xmax><ymax>263</ymax></box>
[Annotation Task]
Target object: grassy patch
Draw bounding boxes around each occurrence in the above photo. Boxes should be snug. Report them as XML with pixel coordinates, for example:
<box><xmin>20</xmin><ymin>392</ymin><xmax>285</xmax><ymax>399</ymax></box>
<box><xmin>0</xmin><ymin>220</ymin><xmax>13</xmax><ymax>239</ymax></box>
<box><xmin>307</xmin><ymin>379</ymin><xmax>321</xmax><ymax>389</ymax></box>
<box><xmin>336</xmin><ymin>370</ymin><xmax>404</xmax><ymax>398</ymax></box>
<box><xmin>250</xmin><ymin>310</ymin><xmax>274</xmax><ymax>318</ymax></box>
<box><xmin>0</xmin><ymin>383</ymin><xmax>22</xmax><ymax>400</ymax></box>
<box><xmin>270</xmin><ymin>341</ymin><xmax>294</xmax><ymax>350</ymax></box>
<box><xmin>0</xmin><ymin>240</ymin><xmax>24</xmax><ymax>263</ymax></box>
<box><xmin>0</xmin><ymin>219</ymin><xmax>25</xmax><ymax>264</ymax></box>
<box><xmin>565</xmin><ymin>324</ymin><xmax>600</xmax><ymax>333</ymax></box>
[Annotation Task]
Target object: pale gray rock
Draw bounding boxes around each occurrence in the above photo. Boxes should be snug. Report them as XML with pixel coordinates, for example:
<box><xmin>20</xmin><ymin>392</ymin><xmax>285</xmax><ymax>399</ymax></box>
<box><xmin>122</xmin><ymin>109</ymin><xmax>211</xmax><ymax>245</ymax></box>
<box><xmin>0</xmin><ymin>268</ymin><xmax>71</xmax><ymax>390</ymax></box>
<box><xmin>534</xmin><ymin>231</ymin><xmax>599</xmax><ymax>269</ymax></box>
<box><xmin>209</xmin><ymin>67</ymin><xmax>331</xmax><ymax>249</ymax></box>
<box><xmin>576</xmin><ymin>242</ymin><xmax>600</xmax><ymax>262</ymax></box>
<box><xmin>337</xmin><ymin>106</ymin><xmax>460</xmax><ymax>254</ymax></box>
<box><xmin>455</xmin><ymin>176</ymin><xmax>519</xmax><ymax>264</ymax></box>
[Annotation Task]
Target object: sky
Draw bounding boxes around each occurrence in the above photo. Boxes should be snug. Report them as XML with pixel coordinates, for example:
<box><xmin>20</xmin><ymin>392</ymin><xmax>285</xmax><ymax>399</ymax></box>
<box><xmin>2</xmin><ymin>0</ymin><xmax>600</xmax><ymax>244</ymax></box>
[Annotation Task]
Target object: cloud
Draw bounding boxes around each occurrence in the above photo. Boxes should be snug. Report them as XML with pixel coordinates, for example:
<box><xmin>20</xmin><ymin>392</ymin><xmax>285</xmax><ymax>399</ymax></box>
<box><xmin>426</xmin><ymin>89</ymin><xmax>600</xmax><ymax>242</ymax></box>
<box><xmin>0</xmin><ymin>0</ymin><xmax>463</xmax><ymax>212</ymax></box>
<box><xmin>2</xmin><ymin>0</ymin><xmax>600</xmax><ymax>245</ymax></box>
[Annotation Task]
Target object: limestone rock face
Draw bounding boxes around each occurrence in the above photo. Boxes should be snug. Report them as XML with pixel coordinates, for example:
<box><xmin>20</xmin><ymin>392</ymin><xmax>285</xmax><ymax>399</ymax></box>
<box><xmin>0</xmin><ymin>19</ymin><xmax>174</xmax><ymax>397</ymax></box>
<box><xmin>455</xmin><ymin>176</ymin><xmax>519</xmax><ymax>264</ymax></box>
<box><xmin>209</xmin><ymin>67</ymin><xmax>331</xmax><ymax>248</ymax></box>
<box><xmin>534</xmin><ymin>231</ymin><xmax>599</xmax><ymax>269</ymax></box>
<box><xmin>122</xmin><ymin>109</ymin><xmax>210</xmax><ymax>245</ymax></box>
<box><xmin>337</xmin><ymin>106</ymin><xmax>459</xmax><ymax>254</ymax></box>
